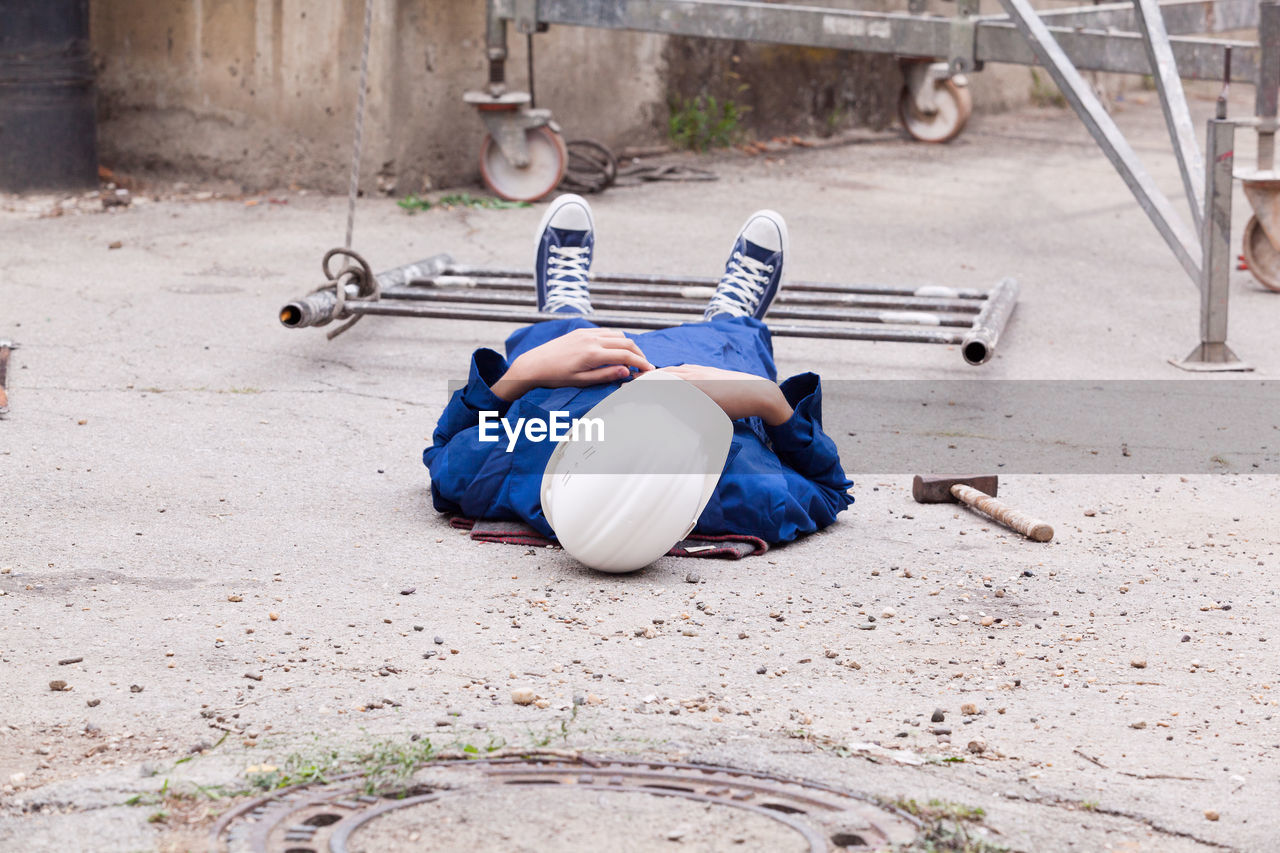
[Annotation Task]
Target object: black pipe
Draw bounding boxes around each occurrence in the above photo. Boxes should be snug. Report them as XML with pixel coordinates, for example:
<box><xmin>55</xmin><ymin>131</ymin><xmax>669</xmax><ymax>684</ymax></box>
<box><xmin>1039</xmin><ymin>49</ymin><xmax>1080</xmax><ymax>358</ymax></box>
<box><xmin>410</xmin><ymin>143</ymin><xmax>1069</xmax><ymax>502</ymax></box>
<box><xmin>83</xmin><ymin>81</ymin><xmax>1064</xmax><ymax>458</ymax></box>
<box><xmin>0</xmin><ymin>0</ymin><xmax>98</xmax><ymax>191</ymax></box>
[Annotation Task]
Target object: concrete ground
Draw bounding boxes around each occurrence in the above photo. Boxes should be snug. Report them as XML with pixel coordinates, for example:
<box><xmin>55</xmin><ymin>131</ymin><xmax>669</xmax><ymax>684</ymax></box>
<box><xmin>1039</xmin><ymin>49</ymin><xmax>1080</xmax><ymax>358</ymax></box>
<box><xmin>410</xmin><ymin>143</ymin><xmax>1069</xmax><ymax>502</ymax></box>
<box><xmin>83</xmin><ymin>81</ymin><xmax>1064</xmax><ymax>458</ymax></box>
<box><xmin>2</xmin><ymin>89</ymin><xmax>1279</xmax><ymax>852</ymax></box>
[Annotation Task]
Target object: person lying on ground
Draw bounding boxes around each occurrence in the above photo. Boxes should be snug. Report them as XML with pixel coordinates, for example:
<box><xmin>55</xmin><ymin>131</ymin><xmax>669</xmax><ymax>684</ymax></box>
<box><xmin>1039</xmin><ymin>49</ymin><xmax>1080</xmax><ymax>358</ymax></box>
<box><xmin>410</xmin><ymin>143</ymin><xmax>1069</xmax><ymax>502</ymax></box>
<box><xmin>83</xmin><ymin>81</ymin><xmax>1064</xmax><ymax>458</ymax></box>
<box><xmin>424</xmin><ymin>194</ymin><xmax>853</xmax><ymax>571</ymax></box>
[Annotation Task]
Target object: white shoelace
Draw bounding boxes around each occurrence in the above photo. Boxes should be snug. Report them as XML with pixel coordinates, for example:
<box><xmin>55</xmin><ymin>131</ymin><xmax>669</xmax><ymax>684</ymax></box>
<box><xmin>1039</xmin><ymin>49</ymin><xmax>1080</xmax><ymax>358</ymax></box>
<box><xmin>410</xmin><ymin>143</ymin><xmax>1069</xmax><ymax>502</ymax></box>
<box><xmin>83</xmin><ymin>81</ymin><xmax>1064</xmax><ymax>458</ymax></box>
<box><xmin>705</xmin><ymin>251</ymin><xmax>774</xmax><ymax>318</ymax></box>
<box><xmin>543</xmin><ymin>246</ymin><xmax>593</xmax><ymax>313</ymax></box>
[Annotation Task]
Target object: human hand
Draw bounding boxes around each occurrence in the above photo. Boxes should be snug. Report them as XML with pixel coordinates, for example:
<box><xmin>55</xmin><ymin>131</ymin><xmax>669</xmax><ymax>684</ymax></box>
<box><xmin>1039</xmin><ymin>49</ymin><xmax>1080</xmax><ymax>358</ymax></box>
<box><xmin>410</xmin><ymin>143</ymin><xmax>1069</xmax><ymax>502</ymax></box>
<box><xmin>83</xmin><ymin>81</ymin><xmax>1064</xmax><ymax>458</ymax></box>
<box><xmin>656</xmin><ymin>364</ymin><xmax>793</xmax><ymax>426</ymax></box>
<box><xmin>492</xmin><ymin>328</ymin><xmax>654</xmax><ymax>401</ymax></box>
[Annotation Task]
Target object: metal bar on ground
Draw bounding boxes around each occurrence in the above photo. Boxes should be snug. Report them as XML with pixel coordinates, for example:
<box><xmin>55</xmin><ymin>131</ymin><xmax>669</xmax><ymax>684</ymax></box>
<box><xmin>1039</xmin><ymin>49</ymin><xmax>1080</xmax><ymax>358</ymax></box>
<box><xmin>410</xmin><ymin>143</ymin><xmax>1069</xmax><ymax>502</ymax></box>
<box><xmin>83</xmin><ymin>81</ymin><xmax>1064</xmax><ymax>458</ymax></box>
<box><xmin>281</xmin><ymin>262</ymin><xmax>1021</xmax><ymax>363</ymax></box>
<box><xmin>1133</xmin><ymin>0</ymin><xmax>1205</xmax><ymax>230</ymax></box>
<box><xmin>339</xmin><ymin>300</ymin><xmax>975</xmax><ymax>345</ymax></box>
<box><xmin>375</xmin><ymin>287</ymin><xmax>979</xmax><ymax>327</ymax></box>
<box><xmin>385</xmin><ymin>280</ymin><xmax>984</xmax><ymax>313</ymax></box>
<box><xmin>960</xmin><ymin>277</ymin><xmax>1020</xmax><ymax>365</ymax></box>
<box><xmin>435</xmin><ymin>264</ymin><xmax>993</xmax><ymax>299</ymax></box>
<box><xmin>998</xmin><ymin>0</ymin><xmax>1203</xmax><ymax>286</ymax></box>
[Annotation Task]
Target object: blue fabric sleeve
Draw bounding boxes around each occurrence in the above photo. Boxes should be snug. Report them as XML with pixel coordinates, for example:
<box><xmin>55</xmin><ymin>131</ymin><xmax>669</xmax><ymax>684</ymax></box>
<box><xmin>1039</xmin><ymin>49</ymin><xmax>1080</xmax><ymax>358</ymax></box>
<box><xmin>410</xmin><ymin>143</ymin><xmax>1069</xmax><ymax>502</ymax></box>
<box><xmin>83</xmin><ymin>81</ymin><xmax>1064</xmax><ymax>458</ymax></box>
<box><xmin>424</xmin><ymin>348</ymin><xmax>516</xmax><ymax>515</ymax></box>
<box><xmin>762</xmin><ymin>372</ymin><xmax>853</xmax><ymax>525</ymax></box>
<box><xmin>429</xmin><ymin>348</ymin><xmax>511</xmax><ymax>446</ymax></box>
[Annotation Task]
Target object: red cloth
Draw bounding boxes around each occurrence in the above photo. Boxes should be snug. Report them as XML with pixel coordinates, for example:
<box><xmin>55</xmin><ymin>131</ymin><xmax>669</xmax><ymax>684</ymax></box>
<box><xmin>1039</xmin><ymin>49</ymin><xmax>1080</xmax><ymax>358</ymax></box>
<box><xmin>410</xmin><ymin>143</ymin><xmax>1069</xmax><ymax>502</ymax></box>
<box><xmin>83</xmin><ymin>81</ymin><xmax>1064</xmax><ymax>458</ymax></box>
<box><xmin>448</xmin><ymin>517</ymin><xmax>767</xmax><ymax>560</ymax></box>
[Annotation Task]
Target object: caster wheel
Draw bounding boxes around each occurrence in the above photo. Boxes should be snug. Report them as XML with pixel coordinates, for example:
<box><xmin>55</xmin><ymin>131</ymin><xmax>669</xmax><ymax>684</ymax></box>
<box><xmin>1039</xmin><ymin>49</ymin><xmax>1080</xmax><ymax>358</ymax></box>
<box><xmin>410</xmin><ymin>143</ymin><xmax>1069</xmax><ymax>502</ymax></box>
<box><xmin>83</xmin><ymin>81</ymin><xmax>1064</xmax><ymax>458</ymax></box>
<box><xmin>1242</xmin><ymin>214</ymin><xmax>1280</xmax><ymax>292</ymax></box>
<box><xmin>479</xmin><ymin>126</ymin><xmax>568</xmax><ymax>202</ymax></box>
<box><xmin>899</xmin><ymin>78</ymin><xmax>973</xmax><ymax>143</ymax></box>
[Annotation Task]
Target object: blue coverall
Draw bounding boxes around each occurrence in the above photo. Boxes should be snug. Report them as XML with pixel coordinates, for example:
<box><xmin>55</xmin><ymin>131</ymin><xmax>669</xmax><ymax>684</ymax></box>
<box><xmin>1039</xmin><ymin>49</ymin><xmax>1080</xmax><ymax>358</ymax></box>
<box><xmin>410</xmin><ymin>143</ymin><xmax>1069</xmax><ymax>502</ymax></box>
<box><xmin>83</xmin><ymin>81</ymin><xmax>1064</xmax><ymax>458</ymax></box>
<box><xmin>424</xmin><ymin>316</ymin><xmax>853</xmax><ymax>544</ymax></box>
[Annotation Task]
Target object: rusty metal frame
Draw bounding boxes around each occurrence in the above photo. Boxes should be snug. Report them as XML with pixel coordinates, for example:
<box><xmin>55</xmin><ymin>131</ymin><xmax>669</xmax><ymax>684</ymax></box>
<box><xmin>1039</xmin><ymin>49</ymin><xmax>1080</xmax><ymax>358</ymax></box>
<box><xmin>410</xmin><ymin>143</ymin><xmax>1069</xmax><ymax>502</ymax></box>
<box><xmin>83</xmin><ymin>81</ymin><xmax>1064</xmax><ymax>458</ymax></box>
<box><xmin>280</xmin><ymin>255</ymin><xmax>1020</xmax><ymax>366</ymax></box>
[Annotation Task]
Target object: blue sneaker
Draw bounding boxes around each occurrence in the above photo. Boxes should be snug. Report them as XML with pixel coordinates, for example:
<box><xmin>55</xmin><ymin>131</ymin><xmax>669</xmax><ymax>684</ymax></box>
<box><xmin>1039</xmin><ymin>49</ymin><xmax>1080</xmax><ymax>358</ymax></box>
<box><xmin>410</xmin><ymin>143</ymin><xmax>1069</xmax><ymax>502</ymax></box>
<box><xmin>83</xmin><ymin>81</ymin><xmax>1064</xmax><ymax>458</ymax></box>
<box><xmin>534</xmin><ymin>193</ymin><xmax>595</xmax><ymax>314</ymax></box>
<box><xmin>704</xmin><ymin>210</ymin><xmax>788</xmax><ymax>320</ymax></box>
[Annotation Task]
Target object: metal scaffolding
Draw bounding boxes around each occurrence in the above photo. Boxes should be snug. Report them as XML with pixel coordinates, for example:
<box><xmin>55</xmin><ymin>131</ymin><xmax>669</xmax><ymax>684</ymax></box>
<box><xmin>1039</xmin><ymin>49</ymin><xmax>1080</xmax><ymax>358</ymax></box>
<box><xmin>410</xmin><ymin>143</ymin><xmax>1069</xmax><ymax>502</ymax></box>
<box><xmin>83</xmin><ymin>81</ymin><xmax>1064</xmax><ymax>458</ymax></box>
<box><xmin>461</xmin><ymin>0</ymin><xmax>1280</xmax><ymax>368</ymax></box>
<box><xmin>284</xmin><ymin>1</ymin><xmax>1280</xmax><ymax>370</ymax></box>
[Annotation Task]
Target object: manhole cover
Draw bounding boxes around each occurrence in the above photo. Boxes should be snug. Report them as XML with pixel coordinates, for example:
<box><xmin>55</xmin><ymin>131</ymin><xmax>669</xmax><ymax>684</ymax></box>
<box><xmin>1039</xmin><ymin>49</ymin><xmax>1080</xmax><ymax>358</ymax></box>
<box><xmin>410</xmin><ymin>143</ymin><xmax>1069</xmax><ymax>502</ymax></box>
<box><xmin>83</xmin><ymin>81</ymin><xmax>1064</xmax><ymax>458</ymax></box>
<box><xmin>210</xmin><ymin>756</ymin><xmax>920</xmax><ymax>852</ymax></box>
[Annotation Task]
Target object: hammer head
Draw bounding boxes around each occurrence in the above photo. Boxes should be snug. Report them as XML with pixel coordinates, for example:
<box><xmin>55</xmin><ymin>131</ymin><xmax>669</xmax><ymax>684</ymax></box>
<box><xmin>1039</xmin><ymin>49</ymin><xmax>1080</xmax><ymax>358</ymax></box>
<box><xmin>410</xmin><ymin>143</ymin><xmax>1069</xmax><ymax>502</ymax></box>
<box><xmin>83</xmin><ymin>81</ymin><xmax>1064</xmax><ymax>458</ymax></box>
<box><xmin>912</xmin><ymin>475</ymin><xmax>999</xmax><ymax>503</ymax></box>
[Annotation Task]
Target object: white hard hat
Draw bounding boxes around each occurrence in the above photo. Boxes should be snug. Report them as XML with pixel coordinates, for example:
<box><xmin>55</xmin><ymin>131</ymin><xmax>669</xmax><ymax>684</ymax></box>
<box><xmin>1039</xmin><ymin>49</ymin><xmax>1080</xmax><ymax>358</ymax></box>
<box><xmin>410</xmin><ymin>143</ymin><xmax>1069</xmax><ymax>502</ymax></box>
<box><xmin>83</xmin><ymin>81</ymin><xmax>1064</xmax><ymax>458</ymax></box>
<box><xmin>540</xmin><ymin>371</ymin><xmax>733</xmax><ymax>573</ymax></box>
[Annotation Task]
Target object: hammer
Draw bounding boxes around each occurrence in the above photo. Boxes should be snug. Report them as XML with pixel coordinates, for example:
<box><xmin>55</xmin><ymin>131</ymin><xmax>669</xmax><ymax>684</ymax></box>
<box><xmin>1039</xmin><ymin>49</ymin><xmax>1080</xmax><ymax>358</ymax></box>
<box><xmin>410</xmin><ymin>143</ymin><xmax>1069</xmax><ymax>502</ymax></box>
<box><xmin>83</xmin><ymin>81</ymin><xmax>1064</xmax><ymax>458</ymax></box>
<box><xmin>912</xmin><ymin>475</ymin><xmax>1053</xmax><ymax>542</ymax></box>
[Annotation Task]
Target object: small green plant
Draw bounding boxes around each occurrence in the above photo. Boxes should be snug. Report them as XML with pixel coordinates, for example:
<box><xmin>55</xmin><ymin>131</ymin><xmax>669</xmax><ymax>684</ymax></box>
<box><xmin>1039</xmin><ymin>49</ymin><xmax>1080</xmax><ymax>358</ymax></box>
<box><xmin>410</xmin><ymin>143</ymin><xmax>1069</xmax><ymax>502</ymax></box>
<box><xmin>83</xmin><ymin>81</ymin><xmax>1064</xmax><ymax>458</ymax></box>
<box><xmin>824</xmin><ymin>105</ymin><xmax>849</xmax><ymax>135</ymax></box>
<box><xmin>398</xmin><ymin>192</ymin><xmax>531</xmax><ymax>213</ymax></box>
<box><xmin>1030</xmin><ymin>70</ymin><xmax>1068</xmax><ymax>108</ymax></box>
<box><xmin>1080</xmin><ymin>800</ymin><xmax>1099</xmax><ymax>811</ymax></box>
<box><xmin>895</xmin><ymin>798</ymin><xmax>986</xmax><ymax>822</ymax></box>
<box><xmin>244</xmin><ymin>746</ymin><xmax>344</xmax><ymax>792</ymax></box>
<box><xmin>890</xmin><ymin>798</ymin><xmax>1005</xmax><ymax>853</ymax></box>
<box><xmin>668</xmin><ymin>92</ymin><xmax>749</xmax><ymax>151</ymax></box>
<box><xmin>354</xmin><ymin>737</ymin><xmax>437</xmax><ymax>795</ymax></box>
<box><xmin>528</xmin><ymin>704</ymin><xmax>580</xmax><ymax>748</ymax></box>
<box><xmin>398</xmin><ymin>193</ymin><xmax>432</xmax><ymax>212</ymax></box>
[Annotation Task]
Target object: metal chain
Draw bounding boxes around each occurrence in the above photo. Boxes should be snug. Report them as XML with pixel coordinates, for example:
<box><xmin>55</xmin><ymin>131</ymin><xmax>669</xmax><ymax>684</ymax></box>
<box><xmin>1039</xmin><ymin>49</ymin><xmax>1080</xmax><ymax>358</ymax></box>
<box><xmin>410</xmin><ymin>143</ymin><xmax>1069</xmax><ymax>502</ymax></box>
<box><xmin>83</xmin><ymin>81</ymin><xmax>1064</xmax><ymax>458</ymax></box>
<box><xmin>345</xmin><ymin>0</ymin><xmax>374</xmax><ymax>250</ymax></box>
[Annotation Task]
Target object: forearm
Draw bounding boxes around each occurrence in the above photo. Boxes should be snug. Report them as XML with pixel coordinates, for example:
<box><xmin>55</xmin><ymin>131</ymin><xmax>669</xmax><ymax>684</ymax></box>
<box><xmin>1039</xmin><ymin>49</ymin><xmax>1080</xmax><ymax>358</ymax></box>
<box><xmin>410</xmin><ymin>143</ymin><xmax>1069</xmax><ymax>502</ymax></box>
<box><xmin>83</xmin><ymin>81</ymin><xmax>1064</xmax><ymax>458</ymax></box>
<box><xmin>492</xmin><ymin>329</ymin><xmax>652</xmax><ymax>401</ymax></box>
<box><xmin>759</xmin><ymin>385</ymin><xmax>793</xmax><ymax>426</ymax></box>
<box><xmin>432</xmin><ymin>348</ymin><xmax>513</xmax><ymax>445</ymax></box>
<box><xmin>491</xmin><ymin>369</ymin><xmax>534</xmax><ymax>402</ymax></box>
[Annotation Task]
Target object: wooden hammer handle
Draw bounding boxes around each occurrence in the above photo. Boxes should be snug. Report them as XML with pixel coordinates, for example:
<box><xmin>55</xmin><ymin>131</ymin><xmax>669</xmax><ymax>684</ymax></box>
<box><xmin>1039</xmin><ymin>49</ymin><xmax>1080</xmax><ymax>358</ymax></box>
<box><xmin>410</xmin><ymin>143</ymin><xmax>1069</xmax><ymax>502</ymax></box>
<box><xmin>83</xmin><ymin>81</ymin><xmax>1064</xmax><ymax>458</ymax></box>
<box><xmin>951</xmin><ymin>484</ymin><xmax>1054</xmax><ymax>542</ymax></box>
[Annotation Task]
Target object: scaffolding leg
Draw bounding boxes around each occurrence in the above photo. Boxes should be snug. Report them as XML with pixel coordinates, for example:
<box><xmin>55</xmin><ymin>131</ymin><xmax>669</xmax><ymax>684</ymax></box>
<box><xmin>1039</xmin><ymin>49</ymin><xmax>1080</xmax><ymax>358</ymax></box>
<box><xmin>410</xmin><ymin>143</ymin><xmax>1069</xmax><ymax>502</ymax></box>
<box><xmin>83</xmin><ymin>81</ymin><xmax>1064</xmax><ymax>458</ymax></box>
<box><xmin>997</xmin><ymin>0</ymin><xmax>1202</xmax><ymax>286</ymax></box>
<box><xmin>1175</xmin><ymin>119</ymin><xmax>1252</xmax><ymax>371</ymax></box>
<box><xmin>1132</xmin><ymin>0</ymin><xmax>1205</xmax><ymax>231</ymax></box>
<box><xmin>1256</xmin><ymin>0</ymin><xmax>1279</xmax><ymax>173</ymax></box>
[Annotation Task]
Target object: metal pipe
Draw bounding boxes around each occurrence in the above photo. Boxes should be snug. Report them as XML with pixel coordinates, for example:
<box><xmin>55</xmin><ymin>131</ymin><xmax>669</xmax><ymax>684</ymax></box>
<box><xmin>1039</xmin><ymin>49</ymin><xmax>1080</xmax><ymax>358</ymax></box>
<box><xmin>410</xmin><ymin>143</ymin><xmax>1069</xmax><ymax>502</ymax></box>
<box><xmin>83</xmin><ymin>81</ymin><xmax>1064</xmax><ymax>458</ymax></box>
<box><xmin>373</xmin><ymin>255</ymin><xmax>453</xmax><ymax>289</ymax></box>
<box><xmin>1201</xmin><ymin>120</ymin><xmax>1234</xmax><ymax>348</ymax></box>
<box><xmin>435</xmin><ymin>265</ymin><xmax>993</xmax><ymax>300</ymax></box>
<box><xmin>278</xmin><ymin>255</ymin><xmax>454</xmax><ymax>327</ymax></box>
<box><xmin>960</xmin><ymin>277</ymin><xmax>1020</xmax><ymax>365</ymax></box>
<box><xmin>1133</xmin><ymin>0</ymin><xmax>1205</xmax><ymax>231</ymax></box>
<box><xmin>485</xmin><ymin>0</ymin><xmax>508</xmax><ymax>92</ymax></box>
<box><xmin>490</xmin><ymin>0</ymin><xmax>1262</xmax><ymax>83</ymax></box>
<box><xmin>1177</xmin><ymin>118</ymin><xmax>1246</xmax><ymax>367</ymax></box>
<box><xmin>282</xmin><ymin>274</ymin><xmax>986</xmax><ymax>330</ymax></box>
<box><xmin>341</xmin><ymin>300</ymin><xmax>972</xmax><ymax>345</ymax></box>
<box><xmin>279</xmin><ymin>288</ymin><xmax>343</xmax><ymax>329</ymax></box>
<box><xmin>1257</xmin><ymin>1</ymin><xmax>1280</xmax><ymax>172</ymax></box>
<box><xmin>386</xmin><ymin>279</ymin><xmax>983</xmax><ymax>313</ymax></box>
<box><xmin>376</xmin><ymin>286</ymin><xmax>978</xmax><ymax>326</ymax></box>
<box><xmin>1009</xmin><ymin>0</ymin><xmax>1260</xmax><ymax>35</ymax></box>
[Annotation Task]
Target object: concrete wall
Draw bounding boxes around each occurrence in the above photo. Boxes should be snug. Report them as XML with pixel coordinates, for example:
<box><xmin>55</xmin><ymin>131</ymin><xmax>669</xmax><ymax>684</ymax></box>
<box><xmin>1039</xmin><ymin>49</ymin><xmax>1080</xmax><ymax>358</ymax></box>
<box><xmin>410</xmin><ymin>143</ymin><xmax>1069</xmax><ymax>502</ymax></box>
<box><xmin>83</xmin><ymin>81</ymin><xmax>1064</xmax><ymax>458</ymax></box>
<box><xmin>90</xmin><ymin>0</ymin><xmax>1065</xmax><ymax>193</ymax></box>
<box><xmin>90</xmin><ymin>0</ymin><xmax>666</xmax><ymax>192</ymax></box>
